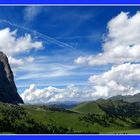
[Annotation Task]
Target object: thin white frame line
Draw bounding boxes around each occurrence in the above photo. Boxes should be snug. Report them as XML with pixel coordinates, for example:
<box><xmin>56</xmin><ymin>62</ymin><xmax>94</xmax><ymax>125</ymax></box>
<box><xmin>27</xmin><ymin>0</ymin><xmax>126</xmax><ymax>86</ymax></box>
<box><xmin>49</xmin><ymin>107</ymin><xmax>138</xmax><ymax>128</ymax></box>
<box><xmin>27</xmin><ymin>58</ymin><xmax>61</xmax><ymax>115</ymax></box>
<box><xmin>0</xmin><ymin>4</ymin><xmax>139</xmax><ymax>6</ymax></box>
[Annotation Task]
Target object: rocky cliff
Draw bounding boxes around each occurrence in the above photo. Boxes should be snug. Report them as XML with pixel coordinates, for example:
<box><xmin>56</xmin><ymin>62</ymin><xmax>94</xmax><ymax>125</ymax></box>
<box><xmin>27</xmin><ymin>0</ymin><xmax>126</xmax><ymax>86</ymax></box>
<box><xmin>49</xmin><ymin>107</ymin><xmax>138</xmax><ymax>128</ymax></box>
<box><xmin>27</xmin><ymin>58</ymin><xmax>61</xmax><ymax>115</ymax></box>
<box><xmin>0</xmin><ymin>51</ymin><xmax>24</xmax><ymax>104</ymax></box>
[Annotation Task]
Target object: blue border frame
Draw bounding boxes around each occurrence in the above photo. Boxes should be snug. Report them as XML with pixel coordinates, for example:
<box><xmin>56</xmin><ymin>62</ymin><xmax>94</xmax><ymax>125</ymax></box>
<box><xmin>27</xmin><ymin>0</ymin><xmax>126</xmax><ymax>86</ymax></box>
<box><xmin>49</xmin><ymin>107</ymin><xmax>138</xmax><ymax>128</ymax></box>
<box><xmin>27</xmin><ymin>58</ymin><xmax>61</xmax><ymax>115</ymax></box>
<box><xmin>0</xmin><ymin>0</ymin><xmax>139</xmax><ymax>4</ymax></box>
<box><xmin>1</xmin><ymin>135</ymin><xmax>140</xmax><ymax>140</ymax></box>
<box><xmin>0</xmin><ymin>0</ymin><xmax>140</xmax><ymax>140</ymax></box>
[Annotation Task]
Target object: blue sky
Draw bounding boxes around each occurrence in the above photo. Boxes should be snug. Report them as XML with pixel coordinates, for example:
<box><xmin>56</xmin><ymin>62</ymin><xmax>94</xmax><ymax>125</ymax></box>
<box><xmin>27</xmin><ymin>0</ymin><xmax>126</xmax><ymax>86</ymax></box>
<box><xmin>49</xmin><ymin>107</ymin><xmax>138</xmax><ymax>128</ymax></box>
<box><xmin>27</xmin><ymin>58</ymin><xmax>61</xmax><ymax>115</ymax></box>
<box><xmin>0</xmin><ymin>6</ymin><xmax>140</xmax><ymax>103</ymax></box>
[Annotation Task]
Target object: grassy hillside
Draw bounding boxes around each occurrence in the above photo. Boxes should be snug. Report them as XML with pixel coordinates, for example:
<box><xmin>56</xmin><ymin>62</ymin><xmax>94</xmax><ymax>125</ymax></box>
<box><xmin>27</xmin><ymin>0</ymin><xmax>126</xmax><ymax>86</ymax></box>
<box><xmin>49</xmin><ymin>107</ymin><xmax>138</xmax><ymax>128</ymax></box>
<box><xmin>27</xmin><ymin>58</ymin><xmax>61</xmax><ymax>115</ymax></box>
<box><xmin>23</xmin><ymin>104</ymin><xmax>140</xmax><ymax>134</ymax></box>
<box><xmin>71</xmin><ymin>99</ymin><xmax>121</xmax><ymax>114</ymax></box>
<box><xmin>72</xmin><ymin>99</ymin><xmax>140</xmax><ymax>116</ymax></box>
<box><xmin>0</xmin><ymin>101</ymin><xmax>140</xmax><ymax>134</ymax></box>
<box><xmin>0</xmin><ymin>103</ymin><xmax>72</xmax><ymax>134</ymax></box>
<box><xmin>71</xmin><ymin>101</ymin><xmax>105</xmax><ymax>115</ymax></box>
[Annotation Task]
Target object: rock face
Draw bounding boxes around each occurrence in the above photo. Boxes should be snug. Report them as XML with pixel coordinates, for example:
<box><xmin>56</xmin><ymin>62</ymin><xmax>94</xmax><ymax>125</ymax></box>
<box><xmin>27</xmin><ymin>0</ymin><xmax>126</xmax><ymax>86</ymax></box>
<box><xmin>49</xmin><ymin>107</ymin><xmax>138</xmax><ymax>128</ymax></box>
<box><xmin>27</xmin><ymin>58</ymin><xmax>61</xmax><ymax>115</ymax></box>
<box><xmin>0</xmin><ymin>51</ymin><xmax>24</xmax><ymax>104</ymax></box>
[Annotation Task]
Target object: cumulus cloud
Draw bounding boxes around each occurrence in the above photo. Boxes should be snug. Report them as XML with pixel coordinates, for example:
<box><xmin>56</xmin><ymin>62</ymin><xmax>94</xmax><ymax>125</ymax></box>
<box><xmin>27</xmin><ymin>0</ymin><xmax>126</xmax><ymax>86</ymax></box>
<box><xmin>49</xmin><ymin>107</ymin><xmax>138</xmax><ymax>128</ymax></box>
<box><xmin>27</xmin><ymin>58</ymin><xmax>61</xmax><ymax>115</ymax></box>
<box><xmin>0</xmin><ymin>27</ymin><xmax>43</xmax><ymax>72</ymax></box>
<box><xmin>21</xmin><ymin>63</ymin><xmax>140</xmax><ymax>104</ymax></box>
<box><xmin>0</xmin><ymin>28</ymin><xmax>43</xmax><ymax>56</ymax></box>
<box><xmin>75</xmin><ymin>11</ymin><xmax>140</xmax><ymax>66</ymax></box>
<box><xmin>73</xmin><ymin>12</ymin><xmax>140</xmax><ymax>102</ymax></box>
<box><xmin>89</xmin><ymin>63</ymin><xmax>140</xmax><ymax>97</ymax></box>
<box><xmin>21</xmin><ymin>84</ymin><xmax>95</xmax><ymax>104</ymax></box>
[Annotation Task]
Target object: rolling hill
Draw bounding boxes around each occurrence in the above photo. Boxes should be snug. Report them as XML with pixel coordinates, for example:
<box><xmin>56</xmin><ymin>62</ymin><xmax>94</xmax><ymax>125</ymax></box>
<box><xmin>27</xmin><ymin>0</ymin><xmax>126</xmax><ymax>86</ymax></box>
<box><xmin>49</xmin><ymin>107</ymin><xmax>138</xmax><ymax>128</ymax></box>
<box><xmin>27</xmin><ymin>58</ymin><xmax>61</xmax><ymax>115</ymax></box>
<box><xmin>0</xmin><ymin>93</ymin><xmax>140</xmax><ymax>134</ymax></box>
<box><xmin>72</xmin><ymin>93</ymin><xmax>140</xmax><ymax>115</ymax></box>
<box><xmin>0</xmin><ymin>98</ymin><xmax>140</xmax><ymax>134</ymax></box>
<box><xmin>71</xmin><ymin>101</ymin><xmax>105</xmax><ymax>115</ymax></box>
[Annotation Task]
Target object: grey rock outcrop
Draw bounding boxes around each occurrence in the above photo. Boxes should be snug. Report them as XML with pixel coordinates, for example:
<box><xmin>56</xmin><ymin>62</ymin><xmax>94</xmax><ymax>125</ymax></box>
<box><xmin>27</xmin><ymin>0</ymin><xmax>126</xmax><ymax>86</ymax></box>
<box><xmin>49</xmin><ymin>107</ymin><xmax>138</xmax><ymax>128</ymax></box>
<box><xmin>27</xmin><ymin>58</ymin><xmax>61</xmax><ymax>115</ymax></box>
<box><xmin>0</xmin><ymin>51</ymin><xmax>24</xmax><ymax>104</ymax></box>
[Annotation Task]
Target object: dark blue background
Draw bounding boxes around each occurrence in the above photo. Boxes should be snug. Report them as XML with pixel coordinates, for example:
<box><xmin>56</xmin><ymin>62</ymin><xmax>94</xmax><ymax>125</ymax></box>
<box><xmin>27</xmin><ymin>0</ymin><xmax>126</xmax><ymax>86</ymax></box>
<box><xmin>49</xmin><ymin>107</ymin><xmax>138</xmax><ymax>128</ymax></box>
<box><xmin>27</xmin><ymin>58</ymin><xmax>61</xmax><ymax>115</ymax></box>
<box><xmin>0</xmin><ymin>0</ymin><xmax>140</xmax><ymax>139</ymax></box>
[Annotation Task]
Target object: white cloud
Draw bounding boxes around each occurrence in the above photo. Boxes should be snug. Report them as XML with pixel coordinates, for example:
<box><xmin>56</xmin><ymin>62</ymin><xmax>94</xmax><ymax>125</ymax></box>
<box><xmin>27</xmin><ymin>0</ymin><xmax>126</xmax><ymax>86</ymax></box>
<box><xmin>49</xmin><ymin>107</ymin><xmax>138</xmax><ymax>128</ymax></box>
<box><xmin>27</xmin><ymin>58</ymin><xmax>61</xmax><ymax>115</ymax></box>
<box><xmin>20</xmin><ymin>63</ymin><xmax>140</xmax><ymax>104</ymax></box>
<box><xmin>0</xmin><ymin>28</ymin><xmax>43</xmax><ymax>56</ymax></box>
<box><xmin>0</xmin><ymin>27</ymin><xmax>43</xmax><ymax>72</ymax></box>
<box><xmin>89</xmin><ymin>63</ymin><xmax>140</xmax><ymax>97</ymax></box>
<box><xmin>24</xmin><ymin>7</ymin><xmax>42</xmax><ymax>22</ymax></box>
<box><xmin>21</xmin><ymin>63</ymin><xmax>140</xmax><ymax>104</ymax></box>
<box><xmin>21</xmin><ymin>84</ymin><xmax>94</xmax><ymax>104</ymax></box>
<box><xmin>75</xmin><ymin>11</ymin><xmax>140</xmax><ymax>66</ymax></box>
<box><xmin>9</xmin><ymin>56</ymin><xmax>35</xmax><ymax>69</ymax></box>
<box><xmin>9</xmin><ymin>56</ymin><xmax>24</xmax><ymax>67</ymax></box>
<box><xmin>16</xmin><ymin>62</ymin><xmax>75</xmax><ymax>80</ymax></box>
<box><xmin>73</xmin><ymin>11</ymin><xmax>140</xmax><ymax>102</ymax></box>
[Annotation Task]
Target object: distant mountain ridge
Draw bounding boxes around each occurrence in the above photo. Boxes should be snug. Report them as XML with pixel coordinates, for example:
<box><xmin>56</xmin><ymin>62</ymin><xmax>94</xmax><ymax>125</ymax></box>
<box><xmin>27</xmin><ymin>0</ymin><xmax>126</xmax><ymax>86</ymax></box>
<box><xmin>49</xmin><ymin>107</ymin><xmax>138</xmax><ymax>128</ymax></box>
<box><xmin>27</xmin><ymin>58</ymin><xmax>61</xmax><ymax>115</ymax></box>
<box><xmin>47</xmin><ymin>93</ymin><xmax>140</xmax><ymax>110</ymax></box>
<box><xmin>109</xmin><ymin>93</ymin><xmax>140</xmax><ymax>103</ymax></box>
<box><xmin>71</xmin><ymin>93</ymin><xmax>140</xmax><ymax>115</ymax></box>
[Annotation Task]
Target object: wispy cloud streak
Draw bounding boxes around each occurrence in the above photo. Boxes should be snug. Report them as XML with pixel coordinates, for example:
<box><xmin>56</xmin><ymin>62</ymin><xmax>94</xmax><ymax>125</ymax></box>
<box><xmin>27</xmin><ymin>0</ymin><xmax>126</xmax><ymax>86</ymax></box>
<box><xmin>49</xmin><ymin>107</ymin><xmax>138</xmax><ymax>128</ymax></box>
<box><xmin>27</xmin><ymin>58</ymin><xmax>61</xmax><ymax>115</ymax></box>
<box><xmin>0</xmin><ymin>19</ymin><xmax>81</xmax><ymax>52</ymax></box>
